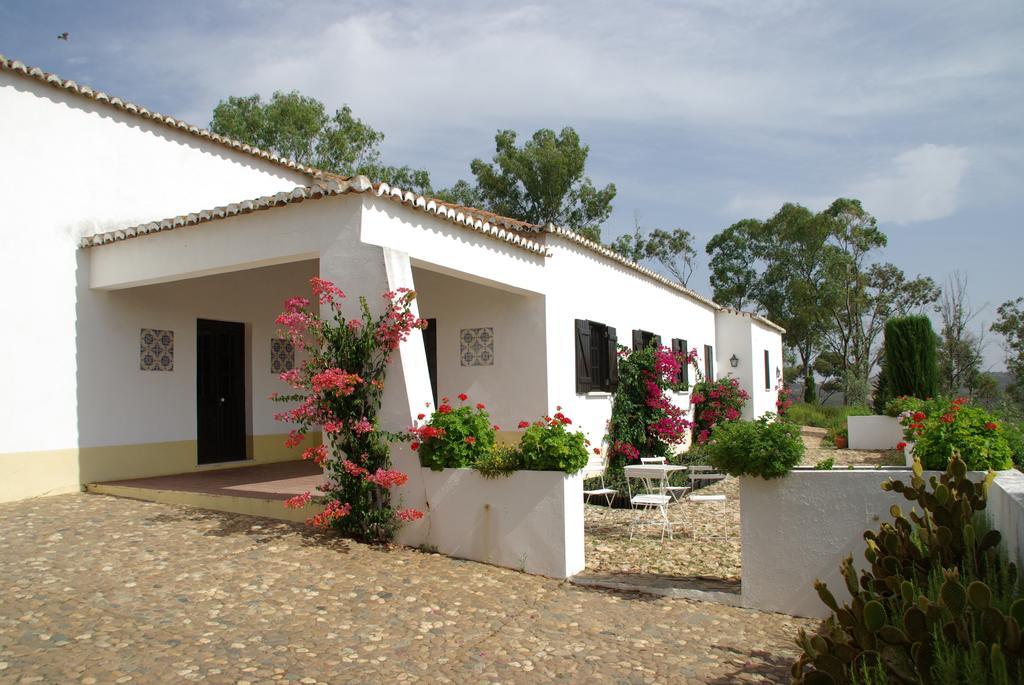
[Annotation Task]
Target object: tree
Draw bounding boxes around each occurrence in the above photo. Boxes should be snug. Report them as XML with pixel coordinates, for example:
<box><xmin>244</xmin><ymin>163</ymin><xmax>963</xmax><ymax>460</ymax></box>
<box><xmin>706</xmin><ymin>219</ymin><xmax>760</xmax><ymax>310</ymax></box>
<box><xmin>935</xmin><ymin>272</ymin><xmax>986</xmax><ymax>397</ymax></box>
<box><xmin>437</xmin><ymin>128</ymin><xmax>615</xmax><ymax>241</ymax></box>
<box><xmin>210</xmin><ymin>91</ymin><xmax>433</xmax><ymax>194</ymax></box>
<box><xmin>609</xmin><ymin>219</ymin><xmax>697</xmax><ymax>286</ymax></box>
<box><xmin>874</xmin><ymin>315</ymin><xmax>939</xmax><ymax>412</ymax></box>
<box><xmin>992</xmin><ymin>297</ymin><xmax>1024</xmax><ymax>403</ymax></box>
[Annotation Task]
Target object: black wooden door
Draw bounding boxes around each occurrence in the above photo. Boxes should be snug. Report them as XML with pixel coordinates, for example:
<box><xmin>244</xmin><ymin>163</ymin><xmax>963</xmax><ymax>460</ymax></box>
<box><xmin>196</xmin><ymin>319</ymin><xmax>246</xmax><ymax>464</ymax></box>
<box><xmin>423</xmin><ymin>318</ymin><xmax>438</xmax><ymax>407</ymax></box>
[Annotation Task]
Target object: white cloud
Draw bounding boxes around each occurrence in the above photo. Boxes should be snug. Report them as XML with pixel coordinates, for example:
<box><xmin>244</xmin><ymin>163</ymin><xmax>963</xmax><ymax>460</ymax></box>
<box><xmin>849</xmin><ymin>144</ymin><xmax>970</xmax><ymax>224</ymax></box>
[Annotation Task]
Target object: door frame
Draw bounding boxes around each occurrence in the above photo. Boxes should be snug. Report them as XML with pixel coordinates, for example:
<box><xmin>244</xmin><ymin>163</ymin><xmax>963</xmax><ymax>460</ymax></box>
<box><xmin>196</xmin><ymin>318</ymin><xmax>248</xmax><ymax>465</ymax></box>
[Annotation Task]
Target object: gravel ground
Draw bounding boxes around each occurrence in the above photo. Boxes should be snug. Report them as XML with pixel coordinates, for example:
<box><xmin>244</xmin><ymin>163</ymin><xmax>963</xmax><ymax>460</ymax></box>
<box><xmin>584</xmin><ymin>478</ymin><xmax>742</xmax><ymax>583</ymax></box>
<box><xmin>0</xmin><ymin>492</ymin><xmax>814</xmax><ymax>684</ymax></box>
<box><xmin>798</xmin><ymin>427</ymin><xmax>904</xmax><ymax>467</ymax></box>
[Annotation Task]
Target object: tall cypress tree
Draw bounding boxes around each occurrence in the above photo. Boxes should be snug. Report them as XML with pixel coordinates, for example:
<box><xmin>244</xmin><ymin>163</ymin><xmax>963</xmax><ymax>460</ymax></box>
<box><xmin>875</xmin><ymin>315</ymin><xmax>938</xmax><ymax>411</ymax></box>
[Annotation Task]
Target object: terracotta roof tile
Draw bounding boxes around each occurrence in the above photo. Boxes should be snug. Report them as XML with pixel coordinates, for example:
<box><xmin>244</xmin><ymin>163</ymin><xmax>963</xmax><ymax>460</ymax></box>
<box><xmin>0</xmin><ymin>54</ymin><xmax>321</xmax><ymax>178</ymax></box>
<box><xmin>79</xmin><ymin>177</ymin><xmax>551</xmax><ymax>256</ymax></box>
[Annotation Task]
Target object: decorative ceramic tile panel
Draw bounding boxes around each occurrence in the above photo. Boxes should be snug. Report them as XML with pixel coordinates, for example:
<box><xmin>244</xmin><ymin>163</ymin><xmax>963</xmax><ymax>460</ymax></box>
<box><xmin>140</xmin><ymin>328</ymin><xmax>174</xmax><ymax>371</ymax></box>
<box><xmin>460</xmin><ymin>327</ymin><xmax>494</xmax><ymax>366</ymax></box>
<box><xmin>271</xmin><ymin>338</ymin><xmax>295</xmax><ymax>374</ymax></box>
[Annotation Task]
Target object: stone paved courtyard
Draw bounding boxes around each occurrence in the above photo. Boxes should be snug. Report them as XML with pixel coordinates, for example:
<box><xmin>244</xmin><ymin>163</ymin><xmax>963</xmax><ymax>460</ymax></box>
<box><xmin>0</xmin><ymin>493</ymin><xmax>813</xmax><ymax>684</ymax></box>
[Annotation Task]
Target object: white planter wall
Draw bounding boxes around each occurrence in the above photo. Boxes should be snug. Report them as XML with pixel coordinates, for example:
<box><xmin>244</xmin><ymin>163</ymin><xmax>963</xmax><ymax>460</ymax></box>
<box><xmin>741</xmin><ymin>469</ymin><xmax>1024</xmax><ymax>618</ymax></box>
<box><xmin>414</xmin><ymin>468</ymin><xmax>585</xmax><ymax>579</ymax></box>
<box><xmin>848</xmin><ymin>415</ymin><xmax>904</xmax><ymax>450</ymax></box>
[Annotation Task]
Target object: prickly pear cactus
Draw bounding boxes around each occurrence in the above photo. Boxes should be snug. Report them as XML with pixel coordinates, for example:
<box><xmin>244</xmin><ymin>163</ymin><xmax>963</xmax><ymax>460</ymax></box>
<box><xmin>791</xmin><ymin>455</ymin><xmax>1022</xmax><ymax>684</ymax></box>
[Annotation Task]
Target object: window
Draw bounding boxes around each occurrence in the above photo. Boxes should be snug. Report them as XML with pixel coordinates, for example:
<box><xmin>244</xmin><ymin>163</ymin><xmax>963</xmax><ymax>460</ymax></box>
<box><xmin>764</xmin><ymin>350</ymin><xmax>771</xmax><ymax>390</ymax></box>
<box><xmin>575</xmin><ymin>320</ymin><xmax>619</xmax><ymax>393</ymax></box>
<box><xmin>704</xmin><ymin>344</ymin><xmax>714</xmax><ymax>381</ymax></box>
<box><xmin>671</xmin><ymin>338</ymin><xmax>689</xmax><ymax>389</ymax></box>
<box><xmin>631</xmin><ymin>329</ymin><xmax>661</xmax><ymax>351</ymax></box>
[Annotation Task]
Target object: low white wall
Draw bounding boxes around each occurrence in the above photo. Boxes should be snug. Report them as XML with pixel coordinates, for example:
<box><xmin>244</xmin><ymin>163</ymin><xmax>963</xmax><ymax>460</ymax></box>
<box><xmin>741</xmin><ymin>468</ymin><xmax>1024</xmax><ymax>618</ymax></box>
<box><xmin>415</xmin><ymin>468</ymin><xmax>585</xmax><ymax>579</ymax></box>
<box><xmin>848</xmin><ymin>415</ymin><xmax>904</xmax><ymax>450</ymax></box>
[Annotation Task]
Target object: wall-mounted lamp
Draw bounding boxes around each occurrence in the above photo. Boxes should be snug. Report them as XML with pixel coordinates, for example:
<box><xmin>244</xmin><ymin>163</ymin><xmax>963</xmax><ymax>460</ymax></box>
<box><xmin>729</xmin><ymin>354</ymin><xmax>739</xmax><ymax>368</ymax></box>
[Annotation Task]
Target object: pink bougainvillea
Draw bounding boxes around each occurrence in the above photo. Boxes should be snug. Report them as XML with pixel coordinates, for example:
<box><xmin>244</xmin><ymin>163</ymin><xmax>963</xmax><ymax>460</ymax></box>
<box><xmin>272</xmin><ymin>277</ymin><xmax>426</xmax><ymax>541</ymax></box>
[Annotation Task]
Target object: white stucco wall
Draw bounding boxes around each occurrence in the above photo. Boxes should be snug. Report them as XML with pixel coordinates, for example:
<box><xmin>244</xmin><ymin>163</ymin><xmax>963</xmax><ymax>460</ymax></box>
<box><xmin>0</xmin><ymin>69</ymin><xmax>309</xmax><ymax>497</ymax></box>
<box><xmin>542</xmin><ymin>238</ymin><xmax>718</xmax><ymax>447</ymax></box>
<box><xmin>848</xmin><ymin>415</ymin><xmax>904</xmax><ymax>450</ymax></box>
<box><xmin>714</xmin><ymin>311</ymin><xmax>783</xmax><ymax>420</ymax></box>
<box><xmin>412</xmin><ymin>267</ymin><xmax>547</xmax><ymax>429</ymax></box>
<box><xmin>740</xmin><ymin>468</ymin><xmax>1024</xmax><ymax>618</ymax></box>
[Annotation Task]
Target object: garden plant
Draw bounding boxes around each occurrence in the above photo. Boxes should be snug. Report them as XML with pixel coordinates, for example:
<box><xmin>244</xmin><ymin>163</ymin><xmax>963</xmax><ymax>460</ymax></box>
<box><xmin>791</xmin><ymin>455</ymin><xmax>1023</xmax><ymax>684</ymax></box>
<box><xmin>271</xmin><ymin>278</ymin><xmax>426</xmax><ymax>543</ymax></box>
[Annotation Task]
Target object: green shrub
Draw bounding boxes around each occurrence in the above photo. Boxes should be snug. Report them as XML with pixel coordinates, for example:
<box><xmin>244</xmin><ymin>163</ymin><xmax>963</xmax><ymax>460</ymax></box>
<box><xmin>706</xmin><ymin>416</ymin><xmax>804</xmax><ymax>479</ymax></box>
<box><xmin>813</xmin><ymin>457</ymin><xmax>835</xmax><ymax>470</ymax></box>
<box><xmin>415</xmin><ymin>395</ymin><xmax>495</xmax><ymax>471</ymax></box>
<box><xmin>792</xmin><ymin>456</ymin><xmax>1024</xmax><ymax>684</ymax></box>
<box><xmin>519</xmin><ymin>416</ymin><xmax>589</xmax><ymax>474</ymax></box>
<box><xmin>786</xmin><ymin>402</ymin><xmax>872</xmax><ymax>428</ymax></box>
<box><xmin>883</xmin><ymin>395</ymin><xmax>925</xmax><ymax>417</ymax></box>
<box><xmin>908</xmin><ymin>398</ymin><xmax>1013</xmax><ymax>471</ymax></box>
<box><xmin>473</xmin><ymin>444</ymin><xmax>524</xmax><ymax>479</ymax></box>
<box><xmin>874</xmin><ymin>315</ymin><xmax>939</xmax><ymax>413</ymax></box>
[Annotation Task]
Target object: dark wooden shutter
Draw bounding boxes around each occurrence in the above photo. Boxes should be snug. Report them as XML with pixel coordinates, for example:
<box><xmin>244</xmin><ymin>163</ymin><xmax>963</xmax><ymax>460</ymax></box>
<box><xmin>671</xmin><ymin>338</ymin><xmax>686</xmax><ymax>386</ymax></box>
<box><xmin>681</xmin><ymin>339</ymin><xmax>689</xmax><ymax>387</ymax></box>
<box><xmin>606</xmin><ymin>327</ymin><xmax>619</xmax><ymax>391</ymax></box>
<box><xmin>764</xmin><ymin>350</ymin><xmax>771</xmax><ymax>390</ymax></box>
<box><xmin>653</xmin><ymin>334</ymin><xmax>662</xmax><ymax>348</ymax></box>
<box><xmin>704</xmin><ymin>344</ymin><xmax>714</xmax><ymax>381</ymax></box>
<box><xmin>575</xmin><ymin>319</ymin><xmax>593</xmax><ymax>393</ymax></box>
<box><xmin>632</xmin><ymin>329</ymin><xmax>643</xmax><ymax>351</ymax></box>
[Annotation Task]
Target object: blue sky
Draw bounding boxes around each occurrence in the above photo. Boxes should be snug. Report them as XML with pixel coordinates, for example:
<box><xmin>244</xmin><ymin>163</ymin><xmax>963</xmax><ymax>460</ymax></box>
<box><xmin>3</xmin><ymin>1</ymin><xmax>1022</xmax><ymax>368</ymax></box>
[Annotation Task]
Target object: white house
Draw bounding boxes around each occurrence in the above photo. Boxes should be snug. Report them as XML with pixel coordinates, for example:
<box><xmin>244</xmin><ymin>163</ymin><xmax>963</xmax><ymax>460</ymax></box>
<box><xmin>0</xmin><ymin>54</ymin><xmax>784</xmax><ymax>506</ymax></box>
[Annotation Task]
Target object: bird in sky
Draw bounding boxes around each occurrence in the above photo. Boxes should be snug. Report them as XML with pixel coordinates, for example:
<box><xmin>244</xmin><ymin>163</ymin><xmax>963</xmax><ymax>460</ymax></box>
<box><xmin>57</xmin><ymin>32</ymin><xmax>69</xmax><ymax>41</ymax></box>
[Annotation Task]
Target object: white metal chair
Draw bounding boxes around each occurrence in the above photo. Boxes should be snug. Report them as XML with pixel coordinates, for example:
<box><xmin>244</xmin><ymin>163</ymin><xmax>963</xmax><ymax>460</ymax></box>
<box><xmin>624</xmin><ymin>465</ymin><xmax>674</xmax><ymax>541</ymax></box>
<box><xmin>687</xmin><ymin>464</ymin><xmax>727</xmax><ymax>503</ymax></box>
<box><xmin>640</xmin><ymin>457</ymin><xmax>690</xmax><ymax>501</ymax></box>
<box><xmin>581</xmin><ymin>452</ymin><xmax>617</xmax><ymax>507</ymax></box>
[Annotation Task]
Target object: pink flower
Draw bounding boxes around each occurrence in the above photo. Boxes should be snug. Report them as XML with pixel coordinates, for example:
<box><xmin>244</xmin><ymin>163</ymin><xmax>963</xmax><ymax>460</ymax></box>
<box><xmin>284</xmin><ymin>492</ymin><xmax>312</xmax><ymax>509</ymax></box>
<box><xmin>310</xmin><ymin>277</ymin><xmax>345</xmax><ymax>304</ymax></box>
<box><xmin>311</xmin><ymin>369</ymin><xmax>362</xmax><ymax>395</ymax></box>
<box><xmin>307</xmin><ymin>500</ymin><xmax>351</xmax><ymax>527</ymax></box>
<box><xmin>351</xmin><ymin>417</ymin><xmax>373</xmax><ymax>435</ymax></box>
<box><xmin>284</xmin><ymin>430</ymin><xmax>305</xmax><ymax>448</ymax></box>
<box><xmin>366</xmin><ymin>468</ymin><xmax>409</xmax><ymax>489</ymax></box>
<box><xmin>397</xmin><ymin>508</ymin><xmax>424</xmax><ymax>522</ymax></box>
<box><xmin>347</xmin><ymin>319</ymin><xmax>362</xmax><ymax>332</ymax></box>
<box><xmin>341</xmin><ymin>460</ymin><xmax>369</xmax><ymax>477</ymax></box>
<box><xmin>301</xmin><ymin>444</ymin><xmax>328</xmax><ymax>464</ymax></box>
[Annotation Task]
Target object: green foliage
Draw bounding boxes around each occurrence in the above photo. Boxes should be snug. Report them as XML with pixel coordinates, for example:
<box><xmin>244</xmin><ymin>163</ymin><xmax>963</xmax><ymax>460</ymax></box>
<box><xmin>910</xmin><ymin>400</ymin><xmax>1014</xmax><ymax>471</ymax></box>
<box><xmin>792</xmin><ymin>456</ymin><xmax>1024</xmax><ymax>684</ymax></box>
<box><xmin>690</xmin><ymin>375</ymin><xmax>749</xmax><ymax>444</ymax></box>
<box><xmin>473</xmin><ymin>444</ymin><xmax>524</xmax><ymax>479</ymax></box>
<box><xmin>437</xmin><ymin>127</ymin><xmax>615</xmax><ymax>241</ymax></box>
<box><xmin>992</xmin><ymin>298</ymin><xmax>1024</xmax><ymax>404</ymax></box>
<box><xmin>518</xmin><ymin>420</ymin><xmax>590</xmax><ymax>474</ymax></box>
<box><xmin>814</xmin><ymin>457</ymin><xmax>836</xmax><ymax>470</ymax></box>
<box><xmin>705</xmin><ymin>416</ymin><xmax>804</xmax><ymax>479</ymax></box>
<box><xmin>609</xmin><ymin>225</ymin><xmax>697</xmax><ymax>286</ymax></box>
<box><xmin>884</xmin><ymin>396</ymin><xmax>926</xmax><ymax>418</ymax></box>
<box><xmin>706</xmin><ymin>198</ymin><xmax>939</xmax><ymax>408</ymax></box>
<box><xmin>786</xmin><ymin>402</ymin><xmax>873</xmax><ymax>428</ymax></box>
<box><xmin>875</xmin><ymin>315</ymin><xmax>939</xmax><ymax>412</ymax></box>
<box><xmin>209</xmin><ymin>91</ymin><xmax>432</xmax><ymax>193</ymax></box>
<box><xmin>416</xmin><ymin>402</ymin><xmax>495</xmax><ymax>471</ymax></box>
<box><xmin>606</xmin><ymin>346</ymin><xmax>670</xmax><ymax>476</ymax></box>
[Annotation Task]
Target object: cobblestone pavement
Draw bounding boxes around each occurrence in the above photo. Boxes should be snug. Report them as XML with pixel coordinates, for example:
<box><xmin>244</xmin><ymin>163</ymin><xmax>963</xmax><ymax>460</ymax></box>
<box><xmin>0</xmin><ymin>493</ymin><xmax>813</xmax><ymax>684</ymax></box>
<box><xmin>584</xmin><ymin>479</ymin><xmax>742</xmax><ymax>582</ymax></box>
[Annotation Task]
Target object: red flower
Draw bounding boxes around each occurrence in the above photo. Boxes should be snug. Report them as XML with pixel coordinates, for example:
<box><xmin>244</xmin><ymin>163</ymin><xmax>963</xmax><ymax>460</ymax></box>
<box><xmin>518</xmin><ymin>421</ymin><xmax>530</xmax><ymax>429</ymax></box>
<box><xmin>913</xmin><ymin>411</ymin><xmax>926</xmax><ymax>422</ymax></box>
<box><xmin>940</xmin><ymin>413</ymin><xmax>955</xmax><ymax>424</ymax></box>
<box><xmin>410</xmin><ymin>441</ymin><xmax>420</xmax><ymax>451</ymax></box>
<box><xmin>592</xmin><ymin>448</ymin><xmax>601</xmax><ymax>455</ymax></box>
<box><xmin>476</xmin><ymin>403</ymin><xmax>486</xmax><ymax>410</ymax></box>
<box><xmin>464</xmin><ymin>436</ymin><xmax>476</xmax><ymax>445</ymax></box>
<box><xmin>458</xmin><ymin>393</ymin><xmax>469</xmax><ymax>401</ymax></box>
<box><xmin>438</xmin><ymin>404</ymin><xmax>452</xmax><ymax>414</ymax></box>
<box><xmin>985</xmin><ymin>422</ymin><xmax>999</xmax><ymax>431</ymax></box>
<box><xmin>417</xmin><ymin>413</ymin><xmax>426</xmax><ymax>420</ymax></box>
<box><xmin>492</xmin><ymin>425</ymin><xmax>501</xmax><ymax>431</ymax></box>
<box><xmin>896</xmin><ymin>441</ymin><xmax>908</xmax><ymax>451</ymax></box>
